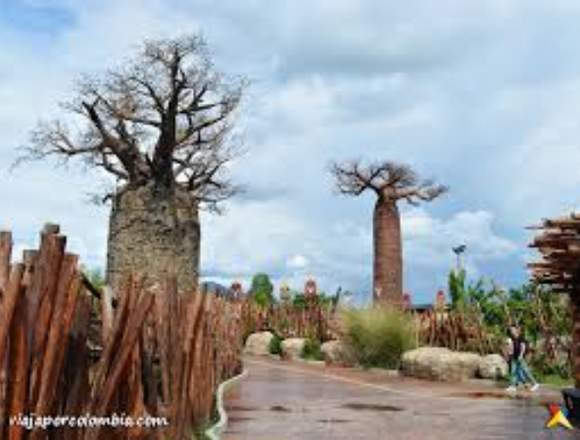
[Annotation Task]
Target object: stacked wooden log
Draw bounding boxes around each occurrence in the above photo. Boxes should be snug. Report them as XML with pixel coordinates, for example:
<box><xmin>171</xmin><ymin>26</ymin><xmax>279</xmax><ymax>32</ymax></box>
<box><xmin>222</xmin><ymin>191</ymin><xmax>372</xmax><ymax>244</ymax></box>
<box><xmin>529</xmin><ymin>214</ymin><xmax>580</xmax><ymax>291</ymax></box>
<box><xmin>0</xmin><ymin>225</ymin><xmax>243</xmax><ymax>440</ymax></box>
<box><xmin>529</xmin><ymin>213</ymin><xmax>580</xmax><ymax>387</ymax></box>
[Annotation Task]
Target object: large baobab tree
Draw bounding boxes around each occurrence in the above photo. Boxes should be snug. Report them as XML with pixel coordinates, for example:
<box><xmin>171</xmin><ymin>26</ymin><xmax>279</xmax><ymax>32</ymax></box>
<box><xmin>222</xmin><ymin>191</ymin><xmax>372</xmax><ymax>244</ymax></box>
<box><xmin>331</xmin><ymin>160</ymin><xmax>447</xmax><ymax>305</ymax></box>
<box><xmin>19</xmin><ymin>34</ymin><xmax>245</xmax><ymax>292</ymax></box>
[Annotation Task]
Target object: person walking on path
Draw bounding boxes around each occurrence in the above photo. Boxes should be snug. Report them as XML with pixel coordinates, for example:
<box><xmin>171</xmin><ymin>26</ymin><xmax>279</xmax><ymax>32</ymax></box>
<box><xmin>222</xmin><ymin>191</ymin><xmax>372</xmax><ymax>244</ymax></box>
<box><xmin>505</xmin><ymin>325</ymin><xmax>539</xmax><ymax>393</ymax></box>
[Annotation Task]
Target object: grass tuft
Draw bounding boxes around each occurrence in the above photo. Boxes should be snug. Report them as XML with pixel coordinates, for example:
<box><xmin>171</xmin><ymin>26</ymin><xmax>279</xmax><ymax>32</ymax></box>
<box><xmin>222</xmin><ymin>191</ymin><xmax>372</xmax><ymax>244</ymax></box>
<box><xmin>341</xmin><ymin>306</ymin><xmax>417</xmax><ymax>369</ymax></box>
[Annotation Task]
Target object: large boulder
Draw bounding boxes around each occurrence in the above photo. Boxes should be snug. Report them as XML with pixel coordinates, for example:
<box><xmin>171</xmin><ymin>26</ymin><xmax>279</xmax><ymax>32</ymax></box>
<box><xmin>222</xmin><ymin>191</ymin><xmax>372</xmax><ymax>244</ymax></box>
<box><xmin>478</xmin><ymin>354</ymin><xmax>508</xmax><ymax>380</ymax></box>
<box><xmin>244</xmin><ymin>331</ymin><xmax>274</xmax><ymax>356</ymax></box>
<box><xmin>321</xmin><ymin>340</ymin><xmax>355</xmax><ymax>366</ymax></box>
<box><xmin>452</xmin><ymin>352</ymin><xmax>482</xmax><ymax>378</ymax></box>
<box><xmin>281</xmin><ymin>338</ymin><xmax>306</xmax><ymax>361</ymax></box>
<box><xmin>402</xmin><ymin>347</ymin><xmax>482</xmax><ymax>382</ymax></box>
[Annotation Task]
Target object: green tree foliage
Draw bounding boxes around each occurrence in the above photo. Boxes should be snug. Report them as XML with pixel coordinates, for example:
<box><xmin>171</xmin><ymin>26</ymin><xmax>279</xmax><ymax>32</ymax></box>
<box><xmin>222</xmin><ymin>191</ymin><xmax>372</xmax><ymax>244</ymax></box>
<box><xmin>268</xmin><ymin>334</ymin><xmax>283</xmax><ymax>356</ymax></box>
<box><xmin>292</xmin><ymin>292</ymin><xmax>336</xmax><ymax>309</ymax></box>
<box><xmin>448</xmin><ymin>268</ymin><xmax>466</xmax><ymax>309</ymax></box>
<box><xmin>84</xmin><ymin>267</ymin><xmax>106</xmax><ymax>290</ymax></box>
<box><xmin>292</xmin><ymin>293</ymin><xmax>307</xmax><ymax>309</ymax></box>
<box><xmin>448</xmin><ymin>268</ymin><xmax>490</xmax><ymax>311</ymax></box>
<box><xmin>445</xmin><ymin>270</ymin><xmax>571</xmax><ymax>379</ymax></box>
<box><xmin>301</xmin><ymin>338</ymin><xmax>324</xmax><ymax>361</ymax></box>
<box><xmin>250</xmin><ymin>273</ymin><xmax>274</xmax><ymax>307</ymax></box>
<box><xmin>448</xmin><ymin>270</ymin><xmax>570</xmax><ymax>340</ymax></box>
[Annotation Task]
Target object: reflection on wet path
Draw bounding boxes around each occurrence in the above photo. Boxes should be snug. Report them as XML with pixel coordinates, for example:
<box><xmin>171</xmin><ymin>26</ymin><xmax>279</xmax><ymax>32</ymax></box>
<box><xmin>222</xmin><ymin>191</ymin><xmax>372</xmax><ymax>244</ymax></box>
<box><xmin>223</xmin><ymin>357</ymin><xmax>580</xmax><ymax>440</ymax></box>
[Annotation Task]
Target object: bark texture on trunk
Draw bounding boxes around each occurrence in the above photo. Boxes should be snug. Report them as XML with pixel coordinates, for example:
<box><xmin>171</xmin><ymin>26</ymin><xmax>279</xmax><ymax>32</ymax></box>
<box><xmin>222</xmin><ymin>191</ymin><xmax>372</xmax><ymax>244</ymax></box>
<box><xmin>106</xmin><ymin>183</ymin><xmax>200</xmax><ymax>294</ymax></box>
<box><xmin>373</xmin><ymin>197</ymin><xmax>403</xmax><ymax>305</ymax></box>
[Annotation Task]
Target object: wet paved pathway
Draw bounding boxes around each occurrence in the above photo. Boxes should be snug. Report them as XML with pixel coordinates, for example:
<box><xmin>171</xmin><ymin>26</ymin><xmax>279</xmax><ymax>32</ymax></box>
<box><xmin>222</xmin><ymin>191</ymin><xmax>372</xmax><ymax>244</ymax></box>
<box><xmin>223</xmin><ymin>356</ymin><xmax>580</xmax><ymax>440</ymax></box>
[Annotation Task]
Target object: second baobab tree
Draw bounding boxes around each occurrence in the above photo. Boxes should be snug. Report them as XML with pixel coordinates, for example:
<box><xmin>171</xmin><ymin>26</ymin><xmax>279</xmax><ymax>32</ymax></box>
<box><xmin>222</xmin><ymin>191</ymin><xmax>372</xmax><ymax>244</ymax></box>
<box><xmin>18</xmin><ymin>34</ymin><xmax>245</xmax><ymax>293</ymax></box>
<box><xmin>331</xmin><ymin>160</ymin><xmax>447</xmax><ymax>305</ymax></box>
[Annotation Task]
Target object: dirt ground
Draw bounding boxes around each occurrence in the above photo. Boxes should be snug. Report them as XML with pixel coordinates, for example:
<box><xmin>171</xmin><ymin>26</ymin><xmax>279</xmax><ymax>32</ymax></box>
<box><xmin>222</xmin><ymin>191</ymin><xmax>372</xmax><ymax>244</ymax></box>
<box><xmin>222</xmin><ymin>356</ymin><xmax>580</xmax><ymax>440</ymax></box>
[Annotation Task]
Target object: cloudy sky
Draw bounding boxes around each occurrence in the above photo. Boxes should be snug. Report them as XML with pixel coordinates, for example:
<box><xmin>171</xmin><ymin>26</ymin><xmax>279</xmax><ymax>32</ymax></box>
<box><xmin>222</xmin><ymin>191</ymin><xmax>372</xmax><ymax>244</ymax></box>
<box><xmin>2</xmin><ymin>0</ymin><xmax>580</xmax><ymax>303</ymax></box>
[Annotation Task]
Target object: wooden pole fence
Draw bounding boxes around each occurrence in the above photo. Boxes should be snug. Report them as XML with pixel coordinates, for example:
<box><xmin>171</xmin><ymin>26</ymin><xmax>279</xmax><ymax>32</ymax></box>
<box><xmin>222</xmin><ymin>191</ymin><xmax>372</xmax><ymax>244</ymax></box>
<box><xmin>0</xmin><ymin>225</ymin><xmax>244</xmax><ymax>440</ymax></box>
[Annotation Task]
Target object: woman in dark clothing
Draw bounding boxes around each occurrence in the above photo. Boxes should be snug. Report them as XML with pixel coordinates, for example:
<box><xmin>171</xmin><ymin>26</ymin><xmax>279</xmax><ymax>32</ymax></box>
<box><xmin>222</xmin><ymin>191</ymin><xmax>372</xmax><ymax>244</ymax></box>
<box><xmin>505</xmin><ymin>326</ymin><xmax>539</xmax><ymax>392</ymax></box>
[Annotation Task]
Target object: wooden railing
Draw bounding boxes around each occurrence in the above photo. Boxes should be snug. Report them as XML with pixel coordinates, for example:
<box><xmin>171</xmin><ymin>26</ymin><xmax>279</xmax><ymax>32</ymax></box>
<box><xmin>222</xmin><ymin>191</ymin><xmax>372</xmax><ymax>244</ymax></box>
<box><xmin>0</xmin><ymin>225</ymin><xmax>243</xmax><ymax>440</ymax></box>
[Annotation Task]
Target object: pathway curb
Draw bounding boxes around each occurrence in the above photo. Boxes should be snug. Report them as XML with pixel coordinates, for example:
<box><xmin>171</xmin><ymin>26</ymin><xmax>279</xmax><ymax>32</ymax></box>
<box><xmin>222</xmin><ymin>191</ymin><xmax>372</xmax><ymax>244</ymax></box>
<box><xmin>205</xmin><ymin>368</ymin><xmax>248</xmax><ymax>440</ymax></box>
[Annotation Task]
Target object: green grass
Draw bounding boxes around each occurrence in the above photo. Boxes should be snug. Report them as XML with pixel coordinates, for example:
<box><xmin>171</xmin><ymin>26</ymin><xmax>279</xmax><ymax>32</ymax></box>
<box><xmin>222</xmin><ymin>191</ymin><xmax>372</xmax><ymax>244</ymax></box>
<box><xmin>341</xmin><ymin>306</ymin><xmax>417</xmax><ymax>369</ymax></box>
<box><xmin>538</xmin><ymin>374</ymin><xmax>573</xmax><ymax>388</ymax></box>
<box><xmin>497</xmin><ymin>371</ymin><xmax>573</xmax><ymax>389</ymax></box>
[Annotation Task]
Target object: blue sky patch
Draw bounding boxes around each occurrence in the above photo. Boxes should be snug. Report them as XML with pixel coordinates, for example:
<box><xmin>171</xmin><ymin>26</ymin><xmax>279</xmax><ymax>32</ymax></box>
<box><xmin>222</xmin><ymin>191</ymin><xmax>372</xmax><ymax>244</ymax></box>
<box><xmin>0</xmin><ymin>1</ymin><xmax>75</xmax><ymax>35</ymax></box>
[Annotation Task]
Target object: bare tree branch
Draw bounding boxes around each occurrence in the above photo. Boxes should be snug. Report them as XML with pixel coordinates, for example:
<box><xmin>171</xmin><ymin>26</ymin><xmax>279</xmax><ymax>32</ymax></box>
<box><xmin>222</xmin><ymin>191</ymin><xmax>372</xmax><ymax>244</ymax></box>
<box><xmin>15</xmin><ymin>33</ymin><xmax>246</xmax><ymax>210</ymax></box>
<box><xmin>330</xmin><ymin>159</ymin><xmax>448</xmax><ymax>204</ymax></box>
<box><xmin>330</xmin><ymin>160</ymin><xmax>382</xmax><ymax>195</ymax></box>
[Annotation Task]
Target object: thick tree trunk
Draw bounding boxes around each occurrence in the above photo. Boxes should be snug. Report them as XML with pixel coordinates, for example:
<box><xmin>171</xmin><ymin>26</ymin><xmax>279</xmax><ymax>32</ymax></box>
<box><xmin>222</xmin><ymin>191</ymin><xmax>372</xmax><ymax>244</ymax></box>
<box><xmin>106</xmin><ymin>182</ymin><xmax>200</xmax><ymax>294</ymax></box>
<box><xmin>373</xmin><ymin>197</ymin><xmax>403</xmax><ymax>305</ymax></box>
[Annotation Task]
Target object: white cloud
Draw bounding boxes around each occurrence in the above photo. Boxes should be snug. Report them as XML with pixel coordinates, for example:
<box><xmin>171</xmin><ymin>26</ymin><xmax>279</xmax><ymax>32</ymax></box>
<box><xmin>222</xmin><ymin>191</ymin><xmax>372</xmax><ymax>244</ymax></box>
<box><xmin>2</xmin><ymin>0</ymin><xmax>580</xmax><ymax>302</ymax></box>
<box><xmin>400</xmin><ymin>208</ymin><xmax>517</xmax><ymax>296</ymax></box>
<box><xmin>287</xmin><ymin>254</ymin><xmax>309</xmax><ymax>269</ymax></box>
<box><xmin>403</xmin><ymin>208</ymin><xmax>517</xmax><ymax>266</ymax></box>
